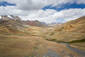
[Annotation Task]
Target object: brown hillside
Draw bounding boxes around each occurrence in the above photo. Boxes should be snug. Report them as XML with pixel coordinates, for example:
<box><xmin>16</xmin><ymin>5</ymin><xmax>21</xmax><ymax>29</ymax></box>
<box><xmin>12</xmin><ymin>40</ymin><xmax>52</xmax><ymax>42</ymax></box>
<box><xmin>44</xmin><ymin>16</ymin><xmax>85</xmax><ymax>51</ymax></box>
<box><xmin>63</xmin><ymin>16</ymin><xmax>85</xmax><ymax>32</ymax></box>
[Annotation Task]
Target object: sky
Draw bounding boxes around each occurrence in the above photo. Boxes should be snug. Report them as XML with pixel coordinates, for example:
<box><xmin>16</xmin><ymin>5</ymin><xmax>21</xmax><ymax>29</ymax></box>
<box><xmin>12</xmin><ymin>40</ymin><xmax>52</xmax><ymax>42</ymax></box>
<box><xmin>0</xmin><ymin>0</ymin><xmax>85</xmax><ymax>23</ymax></box>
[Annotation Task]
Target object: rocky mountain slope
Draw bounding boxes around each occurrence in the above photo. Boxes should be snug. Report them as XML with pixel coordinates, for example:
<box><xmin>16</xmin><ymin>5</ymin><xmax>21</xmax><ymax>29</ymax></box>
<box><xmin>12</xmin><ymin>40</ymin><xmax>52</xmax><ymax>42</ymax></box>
<box><xmin>0</xmin><ymin>15</ymin><xmax>27</xmax><ymax>34</ymax></box>
<box><xmin>24</xmin><ymin>20</ymin><xmax>47</xmax><ymax>27</ymax></box>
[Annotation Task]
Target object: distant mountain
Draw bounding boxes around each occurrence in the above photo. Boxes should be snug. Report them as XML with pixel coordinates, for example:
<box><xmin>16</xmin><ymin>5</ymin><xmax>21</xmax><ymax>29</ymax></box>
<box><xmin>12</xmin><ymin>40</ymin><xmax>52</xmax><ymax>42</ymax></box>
<box><xmin>0</xmin><ymin>15</ymin><xmax>48</xmax><ymax>34</ymax></box>
<box><xmin>0</xmin><ymin>15</ymin><xmax>26</xmax><ymax>33</ymax></box>
<box><xmin>24</xmin><ymin>20</ymin><xmax>47</xmax><ymax>27</ymax></box>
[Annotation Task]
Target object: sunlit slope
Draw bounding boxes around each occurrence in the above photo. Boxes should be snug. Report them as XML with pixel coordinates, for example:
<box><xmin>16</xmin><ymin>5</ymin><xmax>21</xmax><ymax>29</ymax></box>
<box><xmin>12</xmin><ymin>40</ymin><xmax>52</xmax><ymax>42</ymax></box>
<box><xmin>45</xmin><ymin>16</ymin><xmax>85</xmax><ymax>42</ymax></box>
<box><xmin>43</xmin><ymin>16</ymin><xmax>85</xmax><ymax>50</ymax></box>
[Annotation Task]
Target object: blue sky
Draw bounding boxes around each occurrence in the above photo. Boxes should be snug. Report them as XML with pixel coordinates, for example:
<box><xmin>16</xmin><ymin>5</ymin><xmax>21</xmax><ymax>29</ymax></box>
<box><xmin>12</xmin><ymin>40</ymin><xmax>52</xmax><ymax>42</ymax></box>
<box><xmin>0</xmin><ymin>0</ymin><xmax>85</xmax><ymax>23</ymax></box>
<box><xmin>43</xmin><ymin>3</ymin><xmax>85</xmax><ymax>11</ymax></box>
<box><xmin>0</xmin><ymin>1</ymin><xmax>16</xmax><ymax>7</ymax></box>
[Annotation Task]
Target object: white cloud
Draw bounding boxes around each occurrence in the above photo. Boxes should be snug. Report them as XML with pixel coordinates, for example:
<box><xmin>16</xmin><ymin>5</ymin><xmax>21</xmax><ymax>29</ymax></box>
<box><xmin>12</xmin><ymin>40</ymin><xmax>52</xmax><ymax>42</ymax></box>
<box><xmin>1</xmin><ymin>0</ymin><xmax>85</xmax><ymax>11</ymax></box>
<box><xmin>20</xmin><ymin>9</ymin><xmax>57</xmax><ymax>23</ymax></box>
<box><xmin>76</xmin><ymin>0</ymin><xmax>85</xmax><ymax>4</ymax></box>
<box><xmin>0</xmin><ymin>6</ymin><xmax>26</xmax><ymax>15</ymax></box>
<box><xmin>55</xmin><ymin>8</ymin><xmax>85</xmax><ymax>21</ymax></box>
<box><xmin>20</xmin><ymin>8</ymin><xmax>85</xmax><ymax>23</ymax></box>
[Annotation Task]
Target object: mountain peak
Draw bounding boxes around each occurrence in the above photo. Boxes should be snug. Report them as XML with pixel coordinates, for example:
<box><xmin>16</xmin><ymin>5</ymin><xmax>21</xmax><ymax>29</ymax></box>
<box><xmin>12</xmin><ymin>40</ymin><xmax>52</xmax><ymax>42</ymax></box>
<box><xmin>0</xmin><ymin>15</ymin><xmax>21</xmax><ymax>21</ymax></box>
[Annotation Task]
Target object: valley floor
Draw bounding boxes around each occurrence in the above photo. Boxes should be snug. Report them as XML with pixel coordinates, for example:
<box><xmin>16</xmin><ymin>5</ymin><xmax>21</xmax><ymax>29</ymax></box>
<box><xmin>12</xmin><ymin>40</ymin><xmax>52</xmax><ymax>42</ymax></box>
<box><xmin>0</xmin><ymin>33</ymin><xmax>85</xmax><ymax>57</ymax></box>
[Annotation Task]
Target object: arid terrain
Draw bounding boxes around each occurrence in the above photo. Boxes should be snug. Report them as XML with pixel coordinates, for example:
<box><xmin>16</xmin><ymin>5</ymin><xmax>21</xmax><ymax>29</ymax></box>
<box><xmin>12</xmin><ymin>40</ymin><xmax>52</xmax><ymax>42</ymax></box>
<box><xmin>0</xmin><ymin>16</ymin><xmax>85</xmax><ymax>57</ymax></box>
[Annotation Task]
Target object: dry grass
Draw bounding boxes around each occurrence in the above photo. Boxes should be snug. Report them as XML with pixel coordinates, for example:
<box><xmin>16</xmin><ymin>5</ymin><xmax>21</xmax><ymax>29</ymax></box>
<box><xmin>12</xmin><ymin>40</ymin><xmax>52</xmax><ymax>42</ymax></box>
<box><xmin>0</xmin><ymin>33</ymin><xmax>81</xmax><ymax>57</ymax></box>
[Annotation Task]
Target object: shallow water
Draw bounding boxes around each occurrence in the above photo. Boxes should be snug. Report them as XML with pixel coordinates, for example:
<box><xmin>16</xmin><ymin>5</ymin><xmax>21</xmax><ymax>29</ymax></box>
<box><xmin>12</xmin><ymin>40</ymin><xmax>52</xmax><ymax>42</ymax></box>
<box><xmin>64</xmin><ymin>43</ymin><xmax>85</xmax><ymax>57</ymax></box>
<box><xmin>44</xmin><ymin>49</ymin><xmax>61</xmax><ymax>57</ymax></box>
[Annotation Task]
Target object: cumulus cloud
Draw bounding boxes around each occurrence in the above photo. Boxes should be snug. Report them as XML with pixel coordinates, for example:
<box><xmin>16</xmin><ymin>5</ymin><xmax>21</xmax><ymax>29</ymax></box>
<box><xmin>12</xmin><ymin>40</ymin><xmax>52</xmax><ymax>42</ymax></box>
<box><xmin>76</xmin><ymin>0</ymin><xmax>85</xmax><ymax>4</ymax></box>
<box><xmin>0</xmin><ymin>6</ymin><xmax>30</xmax><ymax>16</ymax></box>
<box><xmin>55</xmin><ymin>8</ymin><xmax>85</xmax><ymax>19</ymax></box>
<box><xmin>1</xmin><ymin>0</ymin><xmax>85</xmax><ymax>11</ymax></box>
<box><xmin>1</xmin><ymin>0</ymin><xmax>57</xmax><ymax>10</ymax></box>
<box><xmin>20</xmin><ymin>9</ymin><xmax>57</xmax><ymax>23</ymax></box>
<box><xmin>20</xmin><ymin>8</ymin><xmax>85</xmax><ymax>23</ymax></box>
